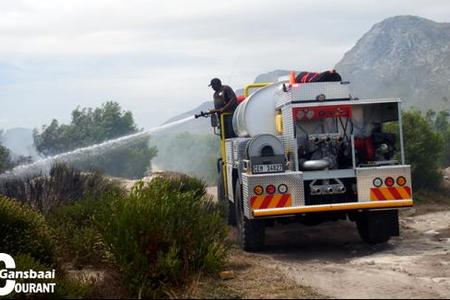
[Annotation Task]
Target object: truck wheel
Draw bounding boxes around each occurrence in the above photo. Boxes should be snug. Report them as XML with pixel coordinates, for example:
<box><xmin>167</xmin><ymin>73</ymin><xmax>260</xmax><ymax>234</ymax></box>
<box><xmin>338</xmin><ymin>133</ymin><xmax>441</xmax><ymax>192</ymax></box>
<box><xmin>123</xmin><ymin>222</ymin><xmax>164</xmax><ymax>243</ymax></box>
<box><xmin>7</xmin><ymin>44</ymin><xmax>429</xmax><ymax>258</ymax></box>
<box><xmin>217</xmin><ymin>175</ymin><xmax>226</xmax><ymax>203</ymax></box>
<box><xmin>217</xmin><ymin>175</ymin><xmax>236</xmax><ymax>226</ymax></box>
<box><xmin>227</xmin><ymin>201</ymin><xmax>237</xmax><ymax>226</ymax></box>
<box><xmin>356</xmin><ymin>210</ymin><xmax>398</xmax><ymax>244</ymax></box>
<box><xmin>235</xmin><ymin>181</ymin><xmax>265</xmax><ymax>251</ymax></box>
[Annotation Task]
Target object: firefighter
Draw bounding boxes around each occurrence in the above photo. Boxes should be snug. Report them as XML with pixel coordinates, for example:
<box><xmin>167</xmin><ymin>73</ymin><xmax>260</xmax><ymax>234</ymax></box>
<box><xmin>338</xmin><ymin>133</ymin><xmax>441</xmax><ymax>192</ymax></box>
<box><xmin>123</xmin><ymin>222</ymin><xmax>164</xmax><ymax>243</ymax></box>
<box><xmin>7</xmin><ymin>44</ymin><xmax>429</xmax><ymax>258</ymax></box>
<box><xmin>208</xmin><ymin>78</ymin><xmax>238</xmax><ymax>114</ymax></box>
<box><xmin>208</xmin><ymin>78</ymin><xmax>237</xmax><ymax>138</ymax></box>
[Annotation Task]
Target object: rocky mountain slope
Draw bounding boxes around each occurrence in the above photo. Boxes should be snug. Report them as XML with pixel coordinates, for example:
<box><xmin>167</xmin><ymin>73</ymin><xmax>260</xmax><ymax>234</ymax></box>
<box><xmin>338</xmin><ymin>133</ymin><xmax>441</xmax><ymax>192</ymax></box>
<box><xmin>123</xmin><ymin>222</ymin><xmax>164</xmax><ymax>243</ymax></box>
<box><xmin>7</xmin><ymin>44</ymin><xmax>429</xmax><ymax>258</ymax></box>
<box><xmin>336</xmin><ymin>15</ymin><xmax>450</xmax><ymax>110</ymax></box>
<box><xmin>166</xmin><ymin>15</ymin><xmax>450</xmax><ymax>133</ymax></box>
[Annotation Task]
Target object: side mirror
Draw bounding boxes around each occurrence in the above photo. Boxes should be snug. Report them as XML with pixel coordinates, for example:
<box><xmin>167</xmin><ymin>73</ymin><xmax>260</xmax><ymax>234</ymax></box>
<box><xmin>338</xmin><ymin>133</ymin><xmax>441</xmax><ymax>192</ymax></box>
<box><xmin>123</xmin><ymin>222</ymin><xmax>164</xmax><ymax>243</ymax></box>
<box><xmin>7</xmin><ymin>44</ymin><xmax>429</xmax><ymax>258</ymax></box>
<box><xmin>210</xmin><ymin>113</ymin><xmax>218</xmax><ymax>127</ymax></box>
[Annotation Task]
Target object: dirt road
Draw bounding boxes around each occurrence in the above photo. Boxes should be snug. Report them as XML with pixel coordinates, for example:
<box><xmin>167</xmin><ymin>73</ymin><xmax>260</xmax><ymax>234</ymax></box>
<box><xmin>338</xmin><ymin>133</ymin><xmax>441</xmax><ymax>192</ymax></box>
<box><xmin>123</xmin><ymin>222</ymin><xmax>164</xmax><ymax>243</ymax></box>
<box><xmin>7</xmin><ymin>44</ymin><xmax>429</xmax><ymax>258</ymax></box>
<box><xmin>211</xmin><ymin>184</ymin><xmax>450</xmax><ymax>299</ymax></box>
<box><xmin>236</xmin><ymin>206</ymin><xmax>450</xmax><ymax>299</ymax></box>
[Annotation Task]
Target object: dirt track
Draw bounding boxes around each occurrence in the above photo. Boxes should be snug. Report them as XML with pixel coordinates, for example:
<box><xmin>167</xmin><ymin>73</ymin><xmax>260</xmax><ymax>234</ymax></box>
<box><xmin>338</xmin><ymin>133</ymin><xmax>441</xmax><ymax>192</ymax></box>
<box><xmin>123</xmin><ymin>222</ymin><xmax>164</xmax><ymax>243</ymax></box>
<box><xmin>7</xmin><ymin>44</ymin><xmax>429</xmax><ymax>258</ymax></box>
<box><xmin>211</xmin><ymin>183</ymin><xmax>450</xmax><ymax>299</ymax></box>
<box><xmin>233</xmin><ymin>206</ymin><xmax>450</xmax><ymax>299</ymax></box>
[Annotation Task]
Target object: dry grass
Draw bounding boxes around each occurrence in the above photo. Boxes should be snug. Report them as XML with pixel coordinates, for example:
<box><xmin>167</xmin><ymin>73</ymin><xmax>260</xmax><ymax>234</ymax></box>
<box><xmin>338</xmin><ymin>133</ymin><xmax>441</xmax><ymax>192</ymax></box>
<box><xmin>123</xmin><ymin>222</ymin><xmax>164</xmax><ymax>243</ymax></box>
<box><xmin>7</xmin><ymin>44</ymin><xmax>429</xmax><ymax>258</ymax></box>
<box><xmin>185</xmin><ymin>245</ymin><xmax>324</xmax><ymax>299</ymax></box>
<box><xmin>65</xmin><ymin>264</ymin><xmax>128</xmax><ymax>299</ymax></box>
<box><xmin>0</xmin><ymin>163</ymin><xmax>120</xmax><ymax>212</ymax></box>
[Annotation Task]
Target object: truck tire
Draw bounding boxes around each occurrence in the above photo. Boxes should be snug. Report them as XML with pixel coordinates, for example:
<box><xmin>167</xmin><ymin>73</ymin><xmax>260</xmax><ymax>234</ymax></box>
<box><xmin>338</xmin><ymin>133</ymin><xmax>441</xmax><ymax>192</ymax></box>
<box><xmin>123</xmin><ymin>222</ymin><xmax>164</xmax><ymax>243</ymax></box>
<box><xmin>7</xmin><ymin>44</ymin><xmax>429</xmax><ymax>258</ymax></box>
<box><xmin>356</xmin><ymin>210</ymin><xmax>398</xmax><ymax>244</ymax></box>
<box><xmin>217</xmin><ymin>175</ymin><xmax>226</xmax><ymax>203</ymax></box>
<box><xmin>217</xmin><ymin>175</ymin><xmax>236</xmax><ymax>226</ymax></box>
<box><xmin>235</xmin><ymin>181</ymin><xmax>265</xmax><ymax>251</ymax></box>
<box><xmin>227</xmin><ymin>201</ymin><xmax>237</xmax><ymax>226</ymax></box>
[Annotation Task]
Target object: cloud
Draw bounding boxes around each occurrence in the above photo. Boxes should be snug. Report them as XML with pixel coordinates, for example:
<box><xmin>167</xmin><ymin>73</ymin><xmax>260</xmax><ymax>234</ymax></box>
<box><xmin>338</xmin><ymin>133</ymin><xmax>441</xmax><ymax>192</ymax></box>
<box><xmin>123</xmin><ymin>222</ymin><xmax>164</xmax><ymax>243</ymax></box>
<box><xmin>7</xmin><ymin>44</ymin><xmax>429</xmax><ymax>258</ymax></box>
<box><xmin>0</xmin><ymin>0</ymin><xmax>449</xmax><ymax>129</ymax></box>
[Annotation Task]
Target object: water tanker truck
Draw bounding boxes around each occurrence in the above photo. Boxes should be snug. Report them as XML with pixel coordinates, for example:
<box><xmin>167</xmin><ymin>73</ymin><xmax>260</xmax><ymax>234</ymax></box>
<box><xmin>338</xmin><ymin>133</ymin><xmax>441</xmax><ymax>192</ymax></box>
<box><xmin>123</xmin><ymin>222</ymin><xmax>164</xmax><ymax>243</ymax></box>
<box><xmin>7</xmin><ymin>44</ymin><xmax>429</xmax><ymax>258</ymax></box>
<box><xmin>195</xmin><ymin>71</ymin><xmax>413</xmax><ymax>251</ymax></box>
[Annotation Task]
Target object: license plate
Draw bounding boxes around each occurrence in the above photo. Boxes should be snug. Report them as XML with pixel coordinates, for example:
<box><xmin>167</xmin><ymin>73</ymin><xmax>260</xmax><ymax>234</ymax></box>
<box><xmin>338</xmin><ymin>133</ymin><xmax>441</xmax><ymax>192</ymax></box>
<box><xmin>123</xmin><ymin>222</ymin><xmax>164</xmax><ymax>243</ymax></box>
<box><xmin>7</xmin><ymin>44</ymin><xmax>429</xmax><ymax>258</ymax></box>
<box><xmin>252</xmin><ymin>164</ymin><xmax>284</xmax><ymax>174</ymax></box>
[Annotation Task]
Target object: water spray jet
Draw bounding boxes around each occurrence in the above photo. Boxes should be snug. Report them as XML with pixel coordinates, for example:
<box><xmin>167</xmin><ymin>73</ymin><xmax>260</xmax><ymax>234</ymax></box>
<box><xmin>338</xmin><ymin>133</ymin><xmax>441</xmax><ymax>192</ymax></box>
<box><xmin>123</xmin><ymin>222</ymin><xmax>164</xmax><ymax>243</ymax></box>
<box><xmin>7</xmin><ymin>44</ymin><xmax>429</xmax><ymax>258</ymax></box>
<box><xmin>0</xmin><ymin>116</ymin><xmax>195</xmax><ymax>179</ymax></box>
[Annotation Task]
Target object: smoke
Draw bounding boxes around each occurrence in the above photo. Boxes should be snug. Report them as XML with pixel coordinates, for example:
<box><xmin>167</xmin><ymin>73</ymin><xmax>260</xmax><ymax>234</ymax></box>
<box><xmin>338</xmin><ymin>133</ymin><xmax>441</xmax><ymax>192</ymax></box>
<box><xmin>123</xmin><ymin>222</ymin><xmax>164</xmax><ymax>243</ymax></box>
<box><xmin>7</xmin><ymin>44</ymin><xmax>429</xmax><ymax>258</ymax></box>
<box><xmin>150</xmin><ymin>131</ymin><xmax>219</xmax><ymax>185</ymax></box>
<box><xmin>0</xmin><ymin>128</ymin><xmax>41</xmax><ymax>161</ymax></box>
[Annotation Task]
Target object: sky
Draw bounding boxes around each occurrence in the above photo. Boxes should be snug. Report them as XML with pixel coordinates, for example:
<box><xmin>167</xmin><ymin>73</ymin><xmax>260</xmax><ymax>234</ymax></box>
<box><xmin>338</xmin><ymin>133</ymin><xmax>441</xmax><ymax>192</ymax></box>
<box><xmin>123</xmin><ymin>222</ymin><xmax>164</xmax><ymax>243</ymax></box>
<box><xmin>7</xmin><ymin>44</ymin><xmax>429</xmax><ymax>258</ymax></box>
<box><xmin>1</xmin><ymin>0</ymin><xmax>449</xmax><ymax>130</ymax></box>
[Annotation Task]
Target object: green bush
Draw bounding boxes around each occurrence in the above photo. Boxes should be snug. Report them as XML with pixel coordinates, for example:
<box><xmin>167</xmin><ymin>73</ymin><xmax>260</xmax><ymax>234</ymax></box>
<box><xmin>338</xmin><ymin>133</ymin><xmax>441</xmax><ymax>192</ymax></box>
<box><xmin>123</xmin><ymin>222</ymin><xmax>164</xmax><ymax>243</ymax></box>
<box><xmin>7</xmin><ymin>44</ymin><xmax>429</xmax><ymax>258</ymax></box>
<box><xmin>402</xmin><ymin>111</ymin><xmax>444</xmax><ymax>189</ymax></box>
<box><xmin>47</xmin><ymin>193</ymin><xmax>121</xmax><ymax>266</ymax></box>
<box><xmin>387</xmin><ymin>110</ymin><xmax>444</xmax><ymax>190</ymax></box>
<box><xmin>98</xmin><ymin>175</ymin><xmax>228</xmax><ymax>297</ymax></box>
<box><xmin>0</xmin><ymin>196</ymin><xmax>56</xmax><ymax>265</ymax></box>
<box><xmin>149</xmin><ymin>172</ymin><xmax>207</xmax><ymax>198</ymax></box>
<box><xmin>0</xmin><ymin>144</ymin><xmax>13</xmax><ymax>173</ymax></box>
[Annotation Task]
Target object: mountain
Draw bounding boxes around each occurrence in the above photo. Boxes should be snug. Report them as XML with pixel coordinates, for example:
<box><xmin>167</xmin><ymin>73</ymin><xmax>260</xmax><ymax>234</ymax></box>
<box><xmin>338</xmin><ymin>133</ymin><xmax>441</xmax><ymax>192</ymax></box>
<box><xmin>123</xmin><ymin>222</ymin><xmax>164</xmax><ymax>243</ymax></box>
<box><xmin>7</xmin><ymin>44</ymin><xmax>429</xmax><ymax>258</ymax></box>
<box><xmin>336</xmin><ymin>15</ymin><xmax>450</xmax><ymax>110</ymax></box>
<box><xmin>164</xmin><ymin>15</ymin><xmax>450</xmax><ymax>133</ymax></box>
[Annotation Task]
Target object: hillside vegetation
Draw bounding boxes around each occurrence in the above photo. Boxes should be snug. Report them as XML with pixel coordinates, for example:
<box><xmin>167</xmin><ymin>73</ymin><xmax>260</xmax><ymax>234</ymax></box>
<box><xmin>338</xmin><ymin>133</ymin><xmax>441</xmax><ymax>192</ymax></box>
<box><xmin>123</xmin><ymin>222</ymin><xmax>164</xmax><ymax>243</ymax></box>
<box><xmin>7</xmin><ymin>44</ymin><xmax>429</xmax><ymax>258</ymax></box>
<box><xmin>0</xmin><ymin>164</ymin><xmax>228</xmax><ymax>298</ymax></box>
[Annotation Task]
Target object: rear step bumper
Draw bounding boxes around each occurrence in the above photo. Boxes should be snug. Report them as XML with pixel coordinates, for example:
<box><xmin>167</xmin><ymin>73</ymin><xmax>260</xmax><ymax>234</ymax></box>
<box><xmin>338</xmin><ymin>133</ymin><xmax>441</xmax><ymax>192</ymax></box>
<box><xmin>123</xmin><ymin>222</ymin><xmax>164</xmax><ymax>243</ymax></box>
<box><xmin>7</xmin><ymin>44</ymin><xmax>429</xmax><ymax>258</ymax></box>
<box><xmin>252</xmin><ymin>199</ymin><xmax>413</xmax><ymax>218</ymax></box>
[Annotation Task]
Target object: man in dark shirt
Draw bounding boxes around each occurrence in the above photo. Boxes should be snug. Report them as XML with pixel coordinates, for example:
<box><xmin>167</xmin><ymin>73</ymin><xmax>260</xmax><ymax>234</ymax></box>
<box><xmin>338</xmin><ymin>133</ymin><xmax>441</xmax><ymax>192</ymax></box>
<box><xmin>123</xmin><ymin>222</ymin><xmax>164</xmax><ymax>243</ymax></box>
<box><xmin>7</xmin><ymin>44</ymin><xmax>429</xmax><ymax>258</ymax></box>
<box><xmin>208</xmin><ymin>78</ymin><xmax>238</xmax><ymax>114</ymax></box>
<box><xmin>208</xmin><ymin>78</ymin><xmax>237</xmax><ymax>138</ymax></box>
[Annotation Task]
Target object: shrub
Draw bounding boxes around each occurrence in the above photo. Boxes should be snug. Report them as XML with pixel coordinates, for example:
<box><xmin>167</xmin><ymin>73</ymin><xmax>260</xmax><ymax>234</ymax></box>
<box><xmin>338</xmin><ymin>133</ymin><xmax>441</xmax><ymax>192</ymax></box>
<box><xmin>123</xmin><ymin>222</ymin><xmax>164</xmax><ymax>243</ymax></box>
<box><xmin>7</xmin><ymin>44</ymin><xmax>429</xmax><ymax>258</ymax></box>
<box><xmin>0</xmin><ymin>196</ymin><xmax>56</xmax><ymax>265</ymax></box>
<box><xmin>386</xmin><ymin>110</ymin><xmax>444</xmax><ymax>190</ymax></box>
<box><xmin>0</xmin><ymin>163</ymin><xmax>122</xmax><ymax>212</ymax></box>
<box><xmin>0</xmin><ymin>144</ymin><xmax>13</xmax><ymax>173</ymax></box>
<box><xmin>98</xmin><ymin>175</ymin><xmax>228</xmax><ymax>297</ymax></box>
<box><xmin>47</xmin><ymin>194</ymin><xmax>121</xmax><ymax>266</ymax></box>
<box><xmin>150</xmin><ymin>172</ymin><xmax>207</xmax><ymax>198</ymax></box>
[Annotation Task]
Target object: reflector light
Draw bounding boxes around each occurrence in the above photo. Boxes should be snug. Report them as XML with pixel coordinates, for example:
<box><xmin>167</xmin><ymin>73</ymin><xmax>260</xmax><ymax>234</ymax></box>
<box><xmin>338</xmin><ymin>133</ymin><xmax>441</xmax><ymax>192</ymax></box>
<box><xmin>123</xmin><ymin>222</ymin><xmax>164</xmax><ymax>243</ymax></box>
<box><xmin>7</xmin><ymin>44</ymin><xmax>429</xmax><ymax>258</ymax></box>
<box><xmin>278</xmin><ymin>184</ymin><xmax>288</xmax><ymax>194</ymax></box>
<box><xmin>293</xmin><ymin>105</ymin><xmax>352</xmax><ymax>122</ymax></box>
<box><xmin>254</xmin><ymin>185</ymin><xmax>264</xmax><ymax>195</ymax></box>
<box><xmin>396</xmin><ymin>176</ymin><xmax>407</xmax><ymax>186</ymax></box>
<box><xmin>385</xmin><ymin>177</ymin><xmax>395</xmax><ymax>187</ymax></box>
<box><xmin>373</xmin><ymin>177</ymin><xmax>383</xmax><ymax>187</ymax></box>
<box><xmin>266</xmin><ymin>184</ymin><xmax>276</xmax><ymax>194</ymax></box>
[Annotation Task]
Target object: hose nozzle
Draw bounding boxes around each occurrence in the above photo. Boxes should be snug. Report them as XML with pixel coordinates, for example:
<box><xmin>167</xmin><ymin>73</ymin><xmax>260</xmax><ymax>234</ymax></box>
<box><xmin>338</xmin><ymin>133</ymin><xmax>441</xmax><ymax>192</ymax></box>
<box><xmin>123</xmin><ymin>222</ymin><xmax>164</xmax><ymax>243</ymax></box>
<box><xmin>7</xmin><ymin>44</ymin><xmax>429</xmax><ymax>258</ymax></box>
<box><xmin>194</xmin><ymin>111</ymin><xmax>210</xmax><ymax>119</ymax></box>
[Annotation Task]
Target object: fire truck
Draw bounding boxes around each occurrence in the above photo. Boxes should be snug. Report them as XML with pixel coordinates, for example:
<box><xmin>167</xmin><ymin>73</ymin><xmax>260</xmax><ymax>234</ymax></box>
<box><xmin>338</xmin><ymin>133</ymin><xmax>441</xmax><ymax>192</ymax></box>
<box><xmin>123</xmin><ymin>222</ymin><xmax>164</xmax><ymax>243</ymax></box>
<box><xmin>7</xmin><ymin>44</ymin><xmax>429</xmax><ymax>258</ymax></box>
<box><xmin>195</xmin><ymin>71</ymin><xmax>413</xmax><ymax>251</ymax></box>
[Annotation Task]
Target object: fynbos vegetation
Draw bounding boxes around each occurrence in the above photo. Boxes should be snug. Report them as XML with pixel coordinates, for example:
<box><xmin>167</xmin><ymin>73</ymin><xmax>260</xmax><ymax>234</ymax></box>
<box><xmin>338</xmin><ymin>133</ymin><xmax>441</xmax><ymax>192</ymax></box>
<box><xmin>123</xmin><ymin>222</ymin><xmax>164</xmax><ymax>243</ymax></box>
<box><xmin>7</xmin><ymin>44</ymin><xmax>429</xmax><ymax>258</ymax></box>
<box><xmin>0</xmin><ymin>164</ymin><xmax>229</xmax><ymax>298</ymax></box>
<box><xmin>0</xmin><ymin>196</ymin><xmax>56</xmax><ymax>265</ymax></box>
<box><xmin>98</xmin><ymin>175</ymin><xmax>228</xmax><ymax>297</ymax></box>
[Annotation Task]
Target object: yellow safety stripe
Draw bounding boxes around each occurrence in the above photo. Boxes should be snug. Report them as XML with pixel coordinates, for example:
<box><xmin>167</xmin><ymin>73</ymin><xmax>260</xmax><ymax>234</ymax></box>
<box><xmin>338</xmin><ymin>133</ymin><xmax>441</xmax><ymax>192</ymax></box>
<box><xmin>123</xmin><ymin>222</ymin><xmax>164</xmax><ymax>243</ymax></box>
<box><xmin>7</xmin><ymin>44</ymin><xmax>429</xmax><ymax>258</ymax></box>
<box><xmin>253</xmin><ymin>199</ymin><xmax>413</xmax><ymax>217</ymax></box>
<box><xmin>397</xmin><ymin>188</ymin><xmax>410</xmax><ymax>199</ymax></box>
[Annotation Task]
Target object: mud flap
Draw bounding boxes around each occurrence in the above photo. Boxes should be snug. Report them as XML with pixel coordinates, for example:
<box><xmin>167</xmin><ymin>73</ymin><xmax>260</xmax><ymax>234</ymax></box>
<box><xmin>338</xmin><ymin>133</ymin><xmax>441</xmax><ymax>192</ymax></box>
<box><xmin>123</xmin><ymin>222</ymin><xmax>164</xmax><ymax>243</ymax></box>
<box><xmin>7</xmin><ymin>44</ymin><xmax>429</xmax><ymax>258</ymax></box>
<box><xmin>366</xmin><ymin>210</ymin><xmax>399</xmax><ymax>237</ymax></box>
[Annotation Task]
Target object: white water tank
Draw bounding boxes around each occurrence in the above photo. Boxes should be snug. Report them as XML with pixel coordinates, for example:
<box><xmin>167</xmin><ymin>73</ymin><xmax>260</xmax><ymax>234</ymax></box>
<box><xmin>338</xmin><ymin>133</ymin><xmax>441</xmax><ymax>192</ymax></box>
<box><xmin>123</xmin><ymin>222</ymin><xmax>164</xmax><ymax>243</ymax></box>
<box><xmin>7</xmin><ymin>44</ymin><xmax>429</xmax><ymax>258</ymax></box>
<box><xmin>232</xmin><ymin>82</ymin><xmax>284</xmax><ymax>137</ymax></box>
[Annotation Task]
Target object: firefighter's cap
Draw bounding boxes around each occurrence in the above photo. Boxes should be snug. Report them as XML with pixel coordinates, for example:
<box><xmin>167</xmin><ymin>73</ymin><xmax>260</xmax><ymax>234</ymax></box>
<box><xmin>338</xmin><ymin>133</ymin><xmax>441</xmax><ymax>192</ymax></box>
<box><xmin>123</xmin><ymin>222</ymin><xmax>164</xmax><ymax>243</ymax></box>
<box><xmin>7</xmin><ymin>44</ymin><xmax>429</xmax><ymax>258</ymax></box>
<box><xmin>208</xmin><ymin>78</ymin><xmax>221</xmax><ymax>87</ymax></box>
